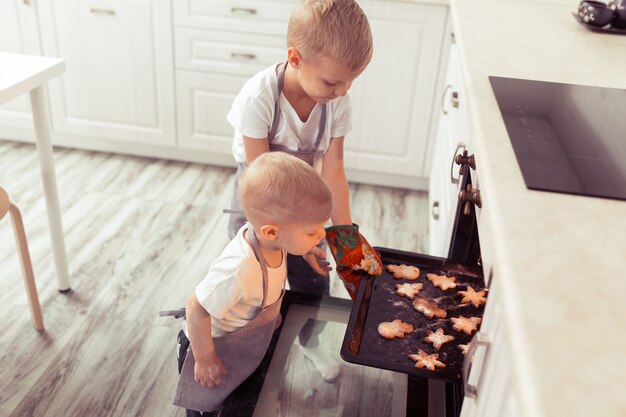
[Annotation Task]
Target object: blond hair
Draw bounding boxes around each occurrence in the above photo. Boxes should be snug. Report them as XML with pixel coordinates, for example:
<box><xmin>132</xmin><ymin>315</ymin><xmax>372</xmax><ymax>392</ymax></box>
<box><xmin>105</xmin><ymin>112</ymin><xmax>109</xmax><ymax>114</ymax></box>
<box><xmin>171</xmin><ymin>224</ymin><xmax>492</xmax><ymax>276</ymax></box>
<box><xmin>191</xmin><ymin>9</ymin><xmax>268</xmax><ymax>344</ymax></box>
<box><xmin>288</xmin><ymin>0</ymin><xmax>373</xmax><ymax>72</ymax></box>
<box><xmin>239</xmin><ymin>152</ymin><xmax>333</xmax><ymax>226</ymax></box>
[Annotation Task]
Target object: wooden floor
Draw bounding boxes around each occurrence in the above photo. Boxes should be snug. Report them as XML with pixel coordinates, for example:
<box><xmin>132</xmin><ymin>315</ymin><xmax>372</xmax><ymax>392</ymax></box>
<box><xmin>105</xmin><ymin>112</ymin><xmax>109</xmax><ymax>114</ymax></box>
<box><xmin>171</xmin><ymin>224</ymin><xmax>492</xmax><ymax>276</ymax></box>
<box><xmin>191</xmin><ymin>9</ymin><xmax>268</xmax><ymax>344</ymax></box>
<box><xmin>0</xmin><ymin>141</ymin><xmax>428</xmax><ymax>417</ymax></box>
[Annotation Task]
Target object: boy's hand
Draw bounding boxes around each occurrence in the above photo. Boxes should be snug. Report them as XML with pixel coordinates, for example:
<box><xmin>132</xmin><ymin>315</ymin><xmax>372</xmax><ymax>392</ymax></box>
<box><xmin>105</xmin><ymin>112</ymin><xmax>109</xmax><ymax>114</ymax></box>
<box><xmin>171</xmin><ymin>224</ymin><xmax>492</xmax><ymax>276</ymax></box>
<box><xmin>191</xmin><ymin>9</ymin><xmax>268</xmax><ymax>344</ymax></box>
<box><xmin>194</xmin><ymin>354</ymin><xmax>228</xmax><ymax>388</ymax></box>
<box><xmin>303</xmin><ymin>246</ymin><xmax>332</xmax><ymax>276</ymax></box>
<box><xmin>325</xmin><ymin>224</ymin><xmax>383</xmax><ymax>299</ymax></box>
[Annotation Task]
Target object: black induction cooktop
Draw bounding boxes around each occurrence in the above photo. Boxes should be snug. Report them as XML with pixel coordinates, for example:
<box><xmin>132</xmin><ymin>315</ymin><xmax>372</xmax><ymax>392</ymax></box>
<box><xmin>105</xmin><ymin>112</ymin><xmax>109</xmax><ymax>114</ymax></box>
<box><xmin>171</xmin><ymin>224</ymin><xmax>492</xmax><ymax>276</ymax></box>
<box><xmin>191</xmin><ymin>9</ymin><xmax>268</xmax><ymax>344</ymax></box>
<box><xmin>489</xmin><ymin>76</ymin><xmax>626</xmax><ymax>201</ymax></box>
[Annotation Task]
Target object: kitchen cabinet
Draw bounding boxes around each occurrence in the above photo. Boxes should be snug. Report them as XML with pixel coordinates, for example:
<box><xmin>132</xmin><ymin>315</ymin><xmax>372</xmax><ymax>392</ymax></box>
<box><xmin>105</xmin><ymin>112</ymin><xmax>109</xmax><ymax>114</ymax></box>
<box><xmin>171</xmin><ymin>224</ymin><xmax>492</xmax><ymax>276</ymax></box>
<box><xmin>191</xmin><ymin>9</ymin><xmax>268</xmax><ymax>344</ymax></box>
<box><xmin>35</xmin><ymin>0</ymin><xmax>176</xmax><ymax>146</ymax></box>
<box><xmin>346</xmin><ymin>1</ymin><xmax>447</xmax><ymax>189</ymax></box>
<box><xmin>174</xmin><ymin>0</ymin><xmax>448</xmax><ymax>184</ymax></box>
<box><xmin>173</xmin><ymin>1</ymin><xmax>288</xmax><ymax>165</ymax></box>
<box><xmin>428</xmin><ymin>40</ymin><xmax>471</xmax><ymax>257</ymax></box>
<box><xmin>0</xmin><ymin>0</ymin><xmax>448</xmax><ymax>189</ymax></box>
<box><xmin>0</xmin><ymin>0</ymin><xmax>41</xmax><ymax>140</ymax></box>
<box><xmin>460</xmin><ymin>274</ymin><xmax>520</xmax><ymax>417</ymax></box>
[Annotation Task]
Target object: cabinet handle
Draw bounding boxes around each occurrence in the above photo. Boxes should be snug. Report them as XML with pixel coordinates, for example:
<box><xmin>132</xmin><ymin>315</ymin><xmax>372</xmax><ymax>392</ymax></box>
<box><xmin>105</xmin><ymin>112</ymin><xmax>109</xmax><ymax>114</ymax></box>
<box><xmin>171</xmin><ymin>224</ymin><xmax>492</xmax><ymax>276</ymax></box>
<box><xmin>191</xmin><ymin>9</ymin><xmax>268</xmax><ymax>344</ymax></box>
<box><xmin>441</xmin><ymin>85</ymin><xmax>452</xmax><ymax>115</ymax></box>
<box><xmin>231</xmin><ymin>7</ymin><xmax>257</xmax><ymax>15</ymax></box>
<box><xmin>22</xmin><ymin>0</ymin><xmax>31</xmax><ymax>5</ymax></box>
<box><xmin>451</xmin><ymin>91</ymin><xmax>460</xmax><ymax>109</ymax></box>
<box><xmin>450</xmin><ymin>142</ymin><xmax>466</xmax><ymax>185</ymax></box>
<box><xmin>230</xmin><ymin>52</ymin><xmax>257</xmax><ymax>61</ymax></box>
<box><xmin>431</xmin><ymin>201</ymin><xmax>440</xmax><ymax>220</ymax></box>
<box><xmin>463</xmin><ymin>332</ymin><xmax>491</xmax><ymax>399</ymax></box>
<box><xmin>90</xmin><ymin>8</ymin><xmax>116</xmax><ymax>15</ymax></box>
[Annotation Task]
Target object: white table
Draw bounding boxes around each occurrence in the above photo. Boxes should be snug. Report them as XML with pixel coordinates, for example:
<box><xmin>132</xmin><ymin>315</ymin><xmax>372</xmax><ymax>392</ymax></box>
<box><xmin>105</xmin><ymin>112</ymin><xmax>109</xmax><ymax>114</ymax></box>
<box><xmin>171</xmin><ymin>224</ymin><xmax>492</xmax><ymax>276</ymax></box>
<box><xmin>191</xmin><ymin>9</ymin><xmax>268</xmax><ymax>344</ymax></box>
<box><xmin>0</xmin><ymin>52</ymin><xmax>70</xmax><ymax>291</ymax></box>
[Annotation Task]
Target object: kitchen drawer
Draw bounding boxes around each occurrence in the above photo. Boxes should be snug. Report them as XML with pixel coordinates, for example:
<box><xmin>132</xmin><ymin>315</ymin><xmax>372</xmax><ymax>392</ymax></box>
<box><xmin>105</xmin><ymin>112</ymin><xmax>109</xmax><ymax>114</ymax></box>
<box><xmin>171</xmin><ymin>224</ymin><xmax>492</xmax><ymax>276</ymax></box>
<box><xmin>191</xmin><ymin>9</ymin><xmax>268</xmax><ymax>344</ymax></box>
<box><xmin>174</xmin><ymin>0</ymin><xmax>294</xmax><ymax>35</ymax></box>
<box><xmin>175</xmin><ymin>28</ymin><xmax>284</xmax><ymax>76</ymax></box>
<box><xmin>175</xmin><ymin>70</ymin><xmax>247</xmax><ymax>157</ymax></box>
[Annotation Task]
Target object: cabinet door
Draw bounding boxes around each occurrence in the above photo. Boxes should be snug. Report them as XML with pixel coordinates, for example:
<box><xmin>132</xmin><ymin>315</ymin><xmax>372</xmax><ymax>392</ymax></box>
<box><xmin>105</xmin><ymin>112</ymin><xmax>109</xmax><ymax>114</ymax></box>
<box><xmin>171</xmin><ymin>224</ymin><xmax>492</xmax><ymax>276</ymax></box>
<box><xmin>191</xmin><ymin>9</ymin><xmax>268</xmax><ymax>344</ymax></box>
<box><xmin>0</xmin><ymin>0</ymin><xmax>41</xmax><ymax>139</ymax></box>
<box><xmin>345</xmin><ymin>2</ymin><xmax>446</xmax><ymax>186</ymax></box>
<box><xmin>37</xmin><ymin>0</ymin><xmax>176</xmax><ymax>146</ymax></box>
<box><xmin>460</xmin><ymin>277</ymin><xmax>520</xmax><ymax>417</ymax></box>
<box><xmin>175</xmin><ymin>71</ymin><xmax>246</xmax><ymax>165</ymax></box>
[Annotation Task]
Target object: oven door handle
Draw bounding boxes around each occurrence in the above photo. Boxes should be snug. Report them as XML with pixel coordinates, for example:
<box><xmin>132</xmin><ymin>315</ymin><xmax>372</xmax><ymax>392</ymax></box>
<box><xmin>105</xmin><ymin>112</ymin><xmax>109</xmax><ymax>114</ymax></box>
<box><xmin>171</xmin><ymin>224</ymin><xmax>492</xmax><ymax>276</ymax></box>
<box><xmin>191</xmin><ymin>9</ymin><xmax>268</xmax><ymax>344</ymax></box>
<box><xmin>450</xmin><ymin>142</ymin><xmax>466</xmax><ymax>185</ymax></box>
<box><xmin>463</xmin><ymin>331</ymin><xmax>491</xmax><ymax>399</ymax></box>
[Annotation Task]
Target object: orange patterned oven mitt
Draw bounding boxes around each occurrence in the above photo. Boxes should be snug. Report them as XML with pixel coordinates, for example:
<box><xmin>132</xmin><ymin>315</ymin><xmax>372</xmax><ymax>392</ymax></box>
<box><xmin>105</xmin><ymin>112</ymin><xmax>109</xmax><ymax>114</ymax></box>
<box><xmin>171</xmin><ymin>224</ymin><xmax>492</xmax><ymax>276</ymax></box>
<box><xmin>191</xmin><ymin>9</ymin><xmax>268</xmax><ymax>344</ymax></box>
<box><xmin>325</xmin><ymin>224</ymin><xmax>382</xmax><ymax>299</ymax></box>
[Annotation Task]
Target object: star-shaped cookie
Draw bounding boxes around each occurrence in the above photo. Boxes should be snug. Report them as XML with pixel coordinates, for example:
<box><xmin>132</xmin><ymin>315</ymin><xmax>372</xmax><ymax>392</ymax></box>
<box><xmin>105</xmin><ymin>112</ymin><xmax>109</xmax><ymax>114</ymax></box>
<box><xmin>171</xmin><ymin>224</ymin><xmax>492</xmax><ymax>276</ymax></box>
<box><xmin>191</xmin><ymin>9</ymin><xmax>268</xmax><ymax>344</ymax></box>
<box><xmin>395</xmin><ymin>283</ymin><xmax>423</xmax><ymax>299</ymax></box>
<box><xmin>386</xmin><ymin>264</ymin><xmax>420</xmax><ymax>280</ymax></box>
<box><xmin>412</xmin><ymin>297</ymin><xmax>447</xmax><ymax>319</ymax></box>
<box><xmin>451</xmin><ymin>316</ymin><xmax>482</xmax><ymax>335</ymax></box>
<box><xmin>424</xmin><ymin>328</ymin><xmax>455</xmax><ymax>350</ymax></box>
<box><xmin>426</xmin><ymin>273</ymin><xmax>457</xmax><ymax>290</ymax></box>
<box><xmin>408</xmin><ymin>350</ymin><xmax>446</xmax><ymax>371</ymax></box>
<box><xmin>377</xmin><ymin>319</ymin><xmax>414</xmax><ymax>340</ymax></box>
<box><xmin>457</xmin><ymin>286</ymin><xmax>487</xmax><ymax>307</ymax></box>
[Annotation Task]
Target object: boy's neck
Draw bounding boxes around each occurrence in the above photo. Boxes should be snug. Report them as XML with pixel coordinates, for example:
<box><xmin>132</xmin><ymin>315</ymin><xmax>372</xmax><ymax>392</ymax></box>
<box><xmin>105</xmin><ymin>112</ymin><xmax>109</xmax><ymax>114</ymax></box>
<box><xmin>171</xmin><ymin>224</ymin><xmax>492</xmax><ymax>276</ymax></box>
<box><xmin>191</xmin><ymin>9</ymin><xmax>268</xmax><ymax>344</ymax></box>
<box><xmin>282</xmin><ymin>65</ymin><xmax>317</xmax><ymax>121</ymax></box>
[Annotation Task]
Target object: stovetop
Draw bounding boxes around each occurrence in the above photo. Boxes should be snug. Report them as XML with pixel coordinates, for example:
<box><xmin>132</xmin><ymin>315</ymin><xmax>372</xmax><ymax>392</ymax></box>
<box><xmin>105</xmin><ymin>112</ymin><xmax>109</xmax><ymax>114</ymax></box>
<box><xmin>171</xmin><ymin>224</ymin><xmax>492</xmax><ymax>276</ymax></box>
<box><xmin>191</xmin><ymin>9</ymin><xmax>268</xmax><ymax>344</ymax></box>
<box><xmin>489</xmin><ymin>76</ymin><xmax>626</xmax><ymax>201</ymax></box>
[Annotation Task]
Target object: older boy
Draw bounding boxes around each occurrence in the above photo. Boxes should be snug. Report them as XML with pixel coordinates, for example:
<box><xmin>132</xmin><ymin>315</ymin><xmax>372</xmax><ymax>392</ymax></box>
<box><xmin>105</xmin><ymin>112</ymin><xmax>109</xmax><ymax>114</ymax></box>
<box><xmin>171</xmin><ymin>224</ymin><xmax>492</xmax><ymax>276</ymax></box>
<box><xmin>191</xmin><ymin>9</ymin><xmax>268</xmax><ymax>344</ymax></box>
<box><xmin>227</xmin><ymin>0</ymin><xmax>381</xmax><ymax>299</ymax></box>
<box><xmin>175</xmin><ymin>152</ymin><xmax>333</xmax><ymax>416</ymax></box>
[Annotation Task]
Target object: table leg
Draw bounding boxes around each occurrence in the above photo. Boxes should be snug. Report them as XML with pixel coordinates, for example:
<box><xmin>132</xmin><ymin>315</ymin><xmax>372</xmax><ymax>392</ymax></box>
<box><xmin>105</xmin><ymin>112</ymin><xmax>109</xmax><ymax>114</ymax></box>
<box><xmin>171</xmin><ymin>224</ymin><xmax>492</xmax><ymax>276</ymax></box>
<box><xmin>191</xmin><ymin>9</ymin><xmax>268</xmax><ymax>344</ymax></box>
<box><xmin>30</xmin><ymin>85</ymin><xmax>71</xmax><ymax>292</ymax></box>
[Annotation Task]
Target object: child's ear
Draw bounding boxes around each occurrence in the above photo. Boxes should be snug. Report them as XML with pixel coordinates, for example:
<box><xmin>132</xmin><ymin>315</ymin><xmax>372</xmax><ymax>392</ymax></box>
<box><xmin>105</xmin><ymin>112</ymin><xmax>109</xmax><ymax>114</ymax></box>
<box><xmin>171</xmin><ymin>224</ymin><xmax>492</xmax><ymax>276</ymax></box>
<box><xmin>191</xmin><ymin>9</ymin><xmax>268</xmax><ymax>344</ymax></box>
<box><xmin>287</xmin><ymin>47</ymin><xmax>302</xmax><ymax>69</ymax></box>
<box><xmin>259</xmin><ymin>224</ymin><xmax>280</xmax><ymax>241</ymax></box>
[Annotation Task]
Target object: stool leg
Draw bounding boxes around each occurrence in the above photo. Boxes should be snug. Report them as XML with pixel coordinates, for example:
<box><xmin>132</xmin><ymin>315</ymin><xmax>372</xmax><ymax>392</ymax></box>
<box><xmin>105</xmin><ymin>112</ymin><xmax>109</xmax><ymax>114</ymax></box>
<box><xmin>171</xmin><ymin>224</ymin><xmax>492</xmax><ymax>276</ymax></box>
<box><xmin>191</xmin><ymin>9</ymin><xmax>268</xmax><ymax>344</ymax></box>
<box><xmin>8</xmin><ymin>203</ymin><xmax>44</xmax><ymax>331</ymax></box>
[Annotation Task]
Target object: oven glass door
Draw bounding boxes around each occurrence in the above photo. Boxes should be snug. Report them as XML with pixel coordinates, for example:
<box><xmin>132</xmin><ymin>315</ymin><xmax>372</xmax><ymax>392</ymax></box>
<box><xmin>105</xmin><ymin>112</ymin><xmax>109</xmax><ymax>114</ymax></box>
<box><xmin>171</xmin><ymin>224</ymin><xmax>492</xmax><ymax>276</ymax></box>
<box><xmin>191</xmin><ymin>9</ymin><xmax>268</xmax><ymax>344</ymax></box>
<box><xmin>219</xmin><ymin>291</ymin><xmax>412</xmax><ymax>417</ymax></box>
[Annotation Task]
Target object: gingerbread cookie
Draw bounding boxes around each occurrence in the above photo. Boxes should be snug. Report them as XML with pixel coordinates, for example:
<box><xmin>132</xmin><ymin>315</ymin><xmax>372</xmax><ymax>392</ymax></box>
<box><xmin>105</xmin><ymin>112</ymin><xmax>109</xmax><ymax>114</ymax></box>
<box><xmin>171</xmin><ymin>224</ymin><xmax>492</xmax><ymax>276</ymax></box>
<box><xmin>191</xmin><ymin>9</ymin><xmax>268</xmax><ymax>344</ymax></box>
<box><xmin>377</xmin><ymin>319</ymin><xmax>414</xmax><ymax>340</ymax></box>
<box><xmin>395</xmin><ymin>283</ymin><xmax>423</xmax><ymax>299</ymax></box>
<box><xmin>451</xmin><ymin>316</ymin><xmax>482</xmax><ymax>335</ymax></box>
<box><xmin>458</xmin><ymin>344</ymin><xmax>469</xmax><ymax>355</ymax></box>
<box><xmin>424</xmin><ymin>328</ymin><xmax>455</xmax><ymax>351</ymax></box>
<box><xmin>426</xmin><ymin>273</ymin><xmax>457</xmax><ymax>290</ymax></box>
<box><xmin>412</xmin><ymin>297</ymin><xmax>447</xmax><ymax>319</ymax></box>
<box><xmin>386</xmin><ymin>264</ymin><xmax>420</xmax><ymax>280</ymax></box>
<box><xmin>408</xmin><ymin>350</ymin><xmax>446</xmax><ymax>371</ymax></box>
<box><xmin>457</xmin><ymin>286</ymin><xmax>487</xmax><ymax>308</ymax></box>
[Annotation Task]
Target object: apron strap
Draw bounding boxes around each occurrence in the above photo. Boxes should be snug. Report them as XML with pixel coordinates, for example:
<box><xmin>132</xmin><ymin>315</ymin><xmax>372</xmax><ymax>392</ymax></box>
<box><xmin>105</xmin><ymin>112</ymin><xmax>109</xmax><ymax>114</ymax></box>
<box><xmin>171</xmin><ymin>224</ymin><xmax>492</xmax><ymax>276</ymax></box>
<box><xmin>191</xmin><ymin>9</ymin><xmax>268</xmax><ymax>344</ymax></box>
<box><xmin>269</xmin><ymin>62</ymin><xmax>327</xmax><ymax>151</ymax></box>
<box><xmin>245</xmin><ymin>223</ymin><xmax>270</xmax><ymax>307</ymax></box>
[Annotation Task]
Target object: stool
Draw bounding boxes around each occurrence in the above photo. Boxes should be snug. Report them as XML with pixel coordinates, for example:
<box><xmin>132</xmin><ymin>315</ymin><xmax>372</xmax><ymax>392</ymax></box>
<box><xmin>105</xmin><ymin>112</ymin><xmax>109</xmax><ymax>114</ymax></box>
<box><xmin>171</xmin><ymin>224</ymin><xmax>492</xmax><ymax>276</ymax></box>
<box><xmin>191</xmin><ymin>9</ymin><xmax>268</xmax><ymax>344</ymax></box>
<box><xmin>0</xmin><ymin>187</ymin><xmax>44</xmax><ymax>330</ymax></box>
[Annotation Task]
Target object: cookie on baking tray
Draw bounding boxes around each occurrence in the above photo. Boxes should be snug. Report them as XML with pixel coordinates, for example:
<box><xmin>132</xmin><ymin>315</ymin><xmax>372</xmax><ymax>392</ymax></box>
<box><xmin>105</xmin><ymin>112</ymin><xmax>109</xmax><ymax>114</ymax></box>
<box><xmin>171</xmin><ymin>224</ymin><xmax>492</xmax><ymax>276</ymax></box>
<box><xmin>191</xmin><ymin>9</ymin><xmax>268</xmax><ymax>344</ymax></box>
<box><xmin>412</xmin><ymin>297</ymin><xmax>447</xmax><ymax>319</ymax></box>
<box><xmin>408</xmin><ymin>349</ymin><xmax>446</xmax><ymax>371</ymax></box>
<box><xmin>424</xmin><ymin>328</ymin><xmax>455</xmax><ymax>351</ymax></box>
<box><xmin>386</xmin><ymin>264</ymin><xmax>420</xmax><ymax>280</ymax></box>
<box><xmin>426</xmin><ymin>273</ymin><xmax>457</xmax><ymax>290</ymax></box>
<box><xmin>457</xmin><ymin>286</ymin><xmax>487</xmax><ymax>308</ymax></box>
<box><xmin>395</xmin><ymin>282</ymin><xmax>423</xmax><ymax>299</ymax></box>
<box><xmin>451</xmin><ymin>316</ymin><xmax>482</xmax><ymax>335</ymax></box>
<box><xmin>377</xmin><ymin>319</ymin><xmax>414</xmax><ymax>340</ymax></box>
<box><xmin>458</xmin><ymin>344</ymin><xmax>469</xmax><ymax>356</ymax></box>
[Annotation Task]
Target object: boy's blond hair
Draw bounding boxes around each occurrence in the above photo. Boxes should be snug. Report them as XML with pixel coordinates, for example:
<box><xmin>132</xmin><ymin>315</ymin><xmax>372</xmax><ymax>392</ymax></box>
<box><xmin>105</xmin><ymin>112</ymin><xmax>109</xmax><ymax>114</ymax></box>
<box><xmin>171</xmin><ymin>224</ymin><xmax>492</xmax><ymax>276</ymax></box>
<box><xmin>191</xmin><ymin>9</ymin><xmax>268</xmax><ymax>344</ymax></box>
<box><xmin>288</xmin><ymin>0</ymin><xmax>373</xmax><ymax>72</ymax></box>
<box><xmin>239</xmin><ymin>152</ymin><xmax>333</xmax><ymax>226</ymax></box>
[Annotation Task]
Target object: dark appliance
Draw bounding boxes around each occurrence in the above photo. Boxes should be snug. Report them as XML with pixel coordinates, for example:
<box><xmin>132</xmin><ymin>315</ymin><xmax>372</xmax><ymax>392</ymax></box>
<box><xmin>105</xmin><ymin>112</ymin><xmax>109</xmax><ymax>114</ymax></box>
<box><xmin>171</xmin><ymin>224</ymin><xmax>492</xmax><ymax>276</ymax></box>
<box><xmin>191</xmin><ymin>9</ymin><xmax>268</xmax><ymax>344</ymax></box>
<box><xmin>213</xmin><ymin>167</ymin><xmax>482</xmax><ymax>417</ymax></box>
<box><xmin>489</xmin><ymin>76</ymin><xmax>626</xmax><ymax>201</ymax></box>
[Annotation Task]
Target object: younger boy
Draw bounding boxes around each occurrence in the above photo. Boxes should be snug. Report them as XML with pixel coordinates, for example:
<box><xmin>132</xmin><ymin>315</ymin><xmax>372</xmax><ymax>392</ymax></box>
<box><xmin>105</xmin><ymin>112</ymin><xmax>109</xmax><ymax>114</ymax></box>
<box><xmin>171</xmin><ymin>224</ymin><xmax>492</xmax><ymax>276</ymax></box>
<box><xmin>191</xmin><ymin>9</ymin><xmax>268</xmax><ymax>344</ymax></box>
<box><xmin>174</xmin><ymin>152</ymin><xmax>333</xmax><ymax>416</ymax></box>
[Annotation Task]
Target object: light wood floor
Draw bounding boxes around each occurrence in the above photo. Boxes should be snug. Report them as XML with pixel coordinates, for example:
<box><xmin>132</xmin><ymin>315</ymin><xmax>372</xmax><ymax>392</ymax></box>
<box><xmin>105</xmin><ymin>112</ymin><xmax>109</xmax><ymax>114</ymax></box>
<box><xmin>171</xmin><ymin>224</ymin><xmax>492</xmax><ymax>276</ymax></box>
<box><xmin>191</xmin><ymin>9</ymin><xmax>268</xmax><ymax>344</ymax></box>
<box><xmin>0</xmin><ymin>141</ymin><xmax>428</xmax><ymax>417</ymax></box>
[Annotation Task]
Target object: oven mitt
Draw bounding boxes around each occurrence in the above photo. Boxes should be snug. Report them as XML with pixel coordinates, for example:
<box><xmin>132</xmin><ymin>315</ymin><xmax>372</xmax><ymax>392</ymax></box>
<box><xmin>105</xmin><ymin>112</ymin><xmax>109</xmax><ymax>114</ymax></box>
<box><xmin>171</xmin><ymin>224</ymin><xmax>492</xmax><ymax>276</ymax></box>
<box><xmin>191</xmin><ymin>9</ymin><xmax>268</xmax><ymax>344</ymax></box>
<box><xmin>325</xmin><ymin>223</ymin><xmax>382</xmax><ymax>299</ymax></box>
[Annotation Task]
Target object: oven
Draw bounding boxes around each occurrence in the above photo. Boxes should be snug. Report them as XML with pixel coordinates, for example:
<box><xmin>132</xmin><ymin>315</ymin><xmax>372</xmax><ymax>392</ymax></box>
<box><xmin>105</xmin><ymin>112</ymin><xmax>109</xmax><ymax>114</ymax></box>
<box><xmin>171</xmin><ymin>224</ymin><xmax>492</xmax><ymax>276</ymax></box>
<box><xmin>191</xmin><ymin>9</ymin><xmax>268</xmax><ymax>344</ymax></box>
<box><xmin>215</xmin><ymin>160</ymin><xmax>483</xmax><ymax>417</ymax></box>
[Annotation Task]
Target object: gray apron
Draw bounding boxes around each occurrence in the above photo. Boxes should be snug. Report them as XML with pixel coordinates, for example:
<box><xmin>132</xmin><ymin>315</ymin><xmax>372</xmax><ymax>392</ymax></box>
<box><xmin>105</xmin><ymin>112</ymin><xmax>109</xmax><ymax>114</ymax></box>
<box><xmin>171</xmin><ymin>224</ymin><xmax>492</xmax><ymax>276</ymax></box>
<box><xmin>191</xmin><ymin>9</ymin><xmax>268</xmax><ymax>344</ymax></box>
<box><xmin>227</xmin><ymin>62</ymin><xmax>328</xmax><ymax>238</ymax></box>
<box><xmin>174</xmin><ymin>224</ymin><xmax>285</xmax><ymax>413</ymax></box>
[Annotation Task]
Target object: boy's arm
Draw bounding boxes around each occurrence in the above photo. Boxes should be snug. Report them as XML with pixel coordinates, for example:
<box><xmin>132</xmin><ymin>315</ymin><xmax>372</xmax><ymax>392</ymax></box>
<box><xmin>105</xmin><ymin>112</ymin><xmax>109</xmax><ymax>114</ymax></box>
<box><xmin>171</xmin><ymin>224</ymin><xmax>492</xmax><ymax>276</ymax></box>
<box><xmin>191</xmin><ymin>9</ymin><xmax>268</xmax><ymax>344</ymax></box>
<box><xmin>322</xmin><ymin>137</ymin><xmax>383</xmax><ymax>299</ymax></box>
<box><xmin>186</xmin><ymin>292</ymin><xmax>228</xmax><ymax>387</ymax></box>
<box><xmin>243</xmin><ymin>136</ymin><xmax>270</xmax><ymax>164</ymax></box>
<box><xmin>321</xmin><ymin>136</ymin><xmax>352</xmax><ymax>225</ymax></box>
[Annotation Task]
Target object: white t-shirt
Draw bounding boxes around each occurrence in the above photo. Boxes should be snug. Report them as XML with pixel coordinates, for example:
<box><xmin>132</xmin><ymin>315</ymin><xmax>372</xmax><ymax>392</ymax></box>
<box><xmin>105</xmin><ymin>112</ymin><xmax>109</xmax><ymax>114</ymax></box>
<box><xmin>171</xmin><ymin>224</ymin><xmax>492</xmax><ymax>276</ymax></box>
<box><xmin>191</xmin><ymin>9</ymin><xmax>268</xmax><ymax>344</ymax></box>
<box><xmin>227</xmin><ymin>63</ymin><xmax>352</xmax><ymax>164</ymax></box>
<box><xmin>191</xmin><ymin>224</ymin><xmax>287</xmax><ymax>337</ymax></box>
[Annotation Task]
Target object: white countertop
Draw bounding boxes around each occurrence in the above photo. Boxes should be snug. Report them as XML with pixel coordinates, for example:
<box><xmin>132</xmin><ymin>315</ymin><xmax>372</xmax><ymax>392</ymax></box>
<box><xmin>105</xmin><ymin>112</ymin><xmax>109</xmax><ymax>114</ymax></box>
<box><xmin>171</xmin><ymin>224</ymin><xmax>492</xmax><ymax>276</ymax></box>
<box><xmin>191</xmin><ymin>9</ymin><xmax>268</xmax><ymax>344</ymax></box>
<box><xmin>450</xmin><ymin>0</ymin><xmax>626</xmax><ymax>416</ymax></box>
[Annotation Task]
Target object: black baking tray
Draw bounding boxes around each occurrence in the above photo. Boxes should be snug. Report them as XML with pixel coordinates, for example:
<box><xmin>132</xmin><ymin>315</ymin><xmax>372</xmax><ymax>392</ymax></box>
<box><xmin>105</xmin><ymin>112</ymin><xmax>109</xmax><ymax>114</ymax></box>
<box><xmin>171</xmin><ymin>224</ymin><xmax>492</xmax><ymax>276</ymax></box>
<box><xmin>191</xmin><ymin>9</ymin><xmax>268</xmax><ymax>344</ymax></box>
<box><xmin>340</xmin><ymin>247</ymin><xmax>486</xmax><ymax>382</ymax></box>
